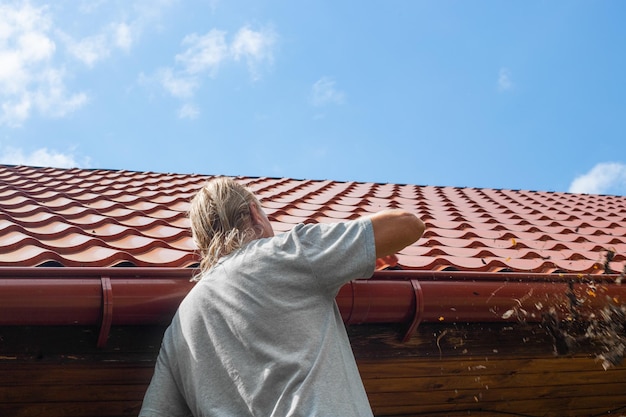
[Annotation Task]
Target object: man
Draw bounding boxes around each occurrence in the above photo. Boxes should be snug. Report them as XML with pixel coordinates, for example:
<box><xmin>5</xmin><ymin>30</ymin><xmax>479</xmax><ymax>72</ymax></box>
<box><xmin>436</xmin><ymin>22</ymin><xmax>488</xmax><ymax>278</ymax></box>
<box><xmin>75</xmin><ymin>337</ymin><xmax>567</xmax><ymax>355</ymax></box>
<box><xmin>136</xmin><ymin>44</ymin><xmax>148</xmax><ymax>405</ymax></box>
<box><xmin>140</xmin><ymin>177</ymin><xmax>424</xmax><ymax>417</ymax></box>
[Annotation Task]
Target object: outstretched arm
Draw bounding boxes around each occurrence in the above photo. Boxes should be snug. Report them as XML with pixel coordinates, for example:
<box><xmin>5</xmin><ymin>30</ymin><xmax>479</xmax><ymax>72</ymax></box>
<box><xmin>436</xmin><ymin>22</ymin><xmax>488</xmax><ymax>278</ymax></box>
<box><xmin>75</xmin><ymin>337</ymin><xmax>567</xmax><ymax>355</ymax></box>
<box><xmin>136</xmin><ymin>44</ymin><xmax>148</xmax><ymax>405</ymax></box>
<box><xmin>369</xmin><ymin>209</ymin><xmax>425</xmax><ymax>259</ymax></box>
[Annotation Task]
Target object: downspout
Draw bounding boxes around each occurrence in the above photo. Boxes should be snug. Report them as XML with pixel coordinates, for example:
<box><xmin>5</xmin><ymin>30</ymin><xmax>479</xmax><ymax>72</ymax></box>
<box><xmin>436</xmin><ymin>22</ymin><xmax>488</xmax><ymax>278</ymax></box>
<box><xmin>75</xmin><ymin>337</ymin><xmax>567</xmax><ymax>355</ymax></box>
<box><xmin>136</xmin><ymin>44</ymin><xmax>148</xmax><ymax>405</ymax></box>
<box><xmin>0</xmin><ymin>268</ymin><xmax>624</xmax><ymax>346</ymax></box>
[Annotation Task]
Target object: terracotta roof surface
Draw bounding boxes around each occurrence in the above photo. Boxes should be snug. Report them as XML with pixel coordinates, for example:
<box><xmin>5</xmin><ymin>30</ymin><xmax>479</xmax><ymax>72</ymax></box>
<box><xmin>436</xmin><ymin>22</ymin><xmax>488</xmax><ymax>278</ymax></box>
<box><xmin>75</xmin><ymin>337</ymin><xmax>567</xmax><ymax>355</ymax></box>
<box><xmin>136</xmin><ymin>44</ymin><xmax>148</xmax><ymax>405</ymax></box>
<box><xmin>1</xmin><ymin>164</ymin><xmax>625</xmax><ymax>274</ymax></box>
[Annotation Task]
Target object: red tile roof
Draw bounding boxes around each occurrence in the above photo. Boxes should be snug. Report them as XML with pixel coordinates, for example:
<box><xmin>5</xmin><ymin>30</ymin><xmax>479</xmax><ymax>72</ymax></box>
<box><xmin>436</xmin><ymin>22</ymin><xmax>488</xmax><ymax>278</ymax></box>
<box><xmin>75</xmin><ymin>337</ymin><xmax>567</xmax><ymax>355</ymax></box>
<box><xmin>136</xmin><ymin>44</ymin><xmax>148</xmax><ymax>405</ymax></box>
<box><xmin>1</xmin><ymin>164</ymin><xmax>625</xmax><ymax>274</ymax></box>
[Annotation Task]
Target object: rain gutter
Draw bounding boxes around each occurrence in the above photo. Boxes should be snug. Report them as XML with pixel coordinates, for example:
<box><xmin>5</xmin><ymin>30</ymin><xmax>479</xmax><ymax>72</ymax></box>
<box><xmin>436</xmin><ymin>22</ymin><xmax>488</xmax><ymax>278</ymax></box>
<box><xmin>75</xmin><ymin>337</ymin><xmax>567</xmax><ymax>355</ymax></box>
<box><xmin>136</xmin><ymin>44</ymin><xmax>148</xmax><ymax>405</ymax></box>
<box><xmin>0</xmin><ymin>268</ymin><xmax>624</xmax><ymax>346</ymax></box>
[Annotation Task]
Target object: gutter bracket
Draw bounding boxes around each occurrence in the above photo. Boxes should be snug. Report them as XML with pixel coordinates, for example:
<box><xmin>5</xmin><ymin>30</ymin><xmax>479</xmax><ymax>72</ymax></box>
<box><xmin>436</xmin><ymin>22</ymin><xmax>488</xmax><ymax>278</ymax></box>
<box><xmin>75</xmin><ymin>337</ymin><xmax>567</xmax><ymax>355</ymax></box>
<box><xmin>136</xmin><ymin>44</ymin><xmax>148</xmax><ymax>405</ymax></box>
<box><xmin>97</xmin><ymin>276</ymin><xmax>113</xmax><ymax>348</ymax></box>
<box><xmin>350</xmin><ymin>280</ymin><xmax>371</xmax><ymax>324</ymax></box>
<box><xmin>402</xmin><ymin>279</ymin><xmax>423</xmax><ymax>343</ymax></box>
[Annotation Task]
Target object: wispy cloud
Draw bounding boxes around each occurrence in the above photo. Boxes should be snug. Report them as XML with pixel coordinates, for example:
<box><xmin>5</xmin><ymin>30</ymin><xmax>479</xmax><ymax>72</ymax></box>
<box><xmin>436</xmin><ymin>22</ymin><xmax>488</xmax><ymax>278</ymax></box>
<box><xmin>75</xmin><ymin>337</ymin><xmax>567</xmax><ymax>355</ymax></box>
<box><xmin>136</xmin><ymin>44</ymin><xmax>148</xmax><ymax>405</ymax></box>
<box><xmin>0</xmin><ymin>145</ymin><xmax>89</xmax><ymax>168</ymax></box>
<box><xmin>178</xmin><ymin>103</ymin><xmax>200</xmax><ymax>120</ymax></box>
<box><xmin>176</xmin><ymin>30</ymin><xmax>229</xmax><ymax>76</ymax></box>
<box><xmin>74</xmin><ymin>0</ymin><xmax>176</xmax><ymax>50</ymax></box>
<box><xmin>60</xmin><ymin>32</ymin><xmax>111</xmax><ymax>67</ymax></box>
<box><xmin>0</xmin><ymin>0</ymin><xmax>177</xmax><ymax>127</ymax></box>
<box><xmin>310</xmin><ymin>77</ymin><xmax>345</xmax><ymax>106</ymax></box>
<box><xmin>112</xmin><ymin>22</ymin><xmax>133</xmax><ymax>51</ymax></box>
<box><xmin>155</xmin><ymin>68</ymin><xmax>198</xmax><ymax>99</ymax></box>
<box><xmin>59</xmin><ymin>20</ymin><xmax>137</xmax><ymax>66</ymax></box>
<box><xmin>497</xmin><ymin>67</ymin><xmax>513</xmax><ymax>92</ymax></box>
<box><xmin>148</xmin><ymin>25</ymin><xmax>277</xmax><ymax>118</ymax></box>
<box><xmin>231</xmin><ymin>26</ymin><xmax>277</xmax><ymax>81</ymax></box>
<box><xmin>57</xmin><ymin>17</ymin><xmax>146</xmax><ymax>66</ymax></box>
<box><xmin>0</xmin><ymin>2</ymin><xmax>88</xmax><ymax>127</ymax></box>
<box><xmin>569</xmin><ymin>162</ymin><xmax>626</xmax><ymax>195</ymax></box>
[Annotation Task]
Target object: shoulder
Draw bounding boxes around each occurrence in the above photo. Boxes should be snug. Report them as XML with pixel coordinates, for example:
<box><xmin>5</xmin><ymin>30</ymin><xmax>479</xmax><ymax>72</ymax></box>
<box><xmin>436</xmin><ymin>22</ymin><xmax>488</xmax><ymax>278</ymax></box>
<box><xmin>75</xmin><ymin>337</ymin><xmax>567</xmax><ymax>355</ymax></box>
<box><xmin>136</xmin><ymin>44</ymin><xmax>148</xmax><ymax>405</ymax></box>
<box><xmin>290</xmin><ymin>218</ymin><xmax>373</xmax><ymax>238</ymax></box>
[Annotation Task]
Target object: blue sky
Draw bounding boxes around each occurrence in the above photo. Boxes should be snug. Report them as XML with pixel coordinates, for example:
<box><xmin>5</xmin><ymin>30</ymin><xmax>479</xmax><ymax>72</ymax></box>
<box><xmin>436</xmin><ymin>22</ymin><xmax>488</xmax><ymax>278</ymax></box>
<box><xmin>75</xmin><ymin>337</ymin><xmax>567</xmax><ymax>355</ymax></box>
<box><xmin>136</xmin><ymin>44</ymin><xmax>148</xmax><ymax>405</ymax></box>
<box><xmin>1</xmin><ymin>1</ymin><xmax>625</xmax><ymax>195</ymax></box>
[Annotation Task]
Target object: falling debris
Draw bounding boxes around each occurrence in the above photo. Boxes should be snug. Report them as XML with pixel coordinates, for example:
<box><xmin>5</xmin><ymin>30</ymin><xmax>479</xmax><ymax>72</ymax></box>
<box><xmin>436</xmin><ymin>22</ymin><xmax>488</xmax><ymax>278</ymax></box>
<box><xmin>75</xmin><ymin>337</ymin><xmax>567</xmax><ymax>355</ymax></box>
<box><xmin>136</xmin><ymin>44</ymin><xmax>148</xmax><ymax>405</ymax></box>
<box><xmin>542</xmin><ymin>250</ymin><xmax>626</xmax><ymax>369</ymax></box>
<box><xmin>436</xmin><ymin>330</ymin><xmax>448</xmax><ymax>359</ymax></box>
<box><xmin>604</xmin><ymin>248</ymin><xmax>616</xmax><ymax>274</ymax></box>
<box><xmin>501</xmin><ymin>309</ymin><xmax>516</xmax><ymax>320</ymax></box>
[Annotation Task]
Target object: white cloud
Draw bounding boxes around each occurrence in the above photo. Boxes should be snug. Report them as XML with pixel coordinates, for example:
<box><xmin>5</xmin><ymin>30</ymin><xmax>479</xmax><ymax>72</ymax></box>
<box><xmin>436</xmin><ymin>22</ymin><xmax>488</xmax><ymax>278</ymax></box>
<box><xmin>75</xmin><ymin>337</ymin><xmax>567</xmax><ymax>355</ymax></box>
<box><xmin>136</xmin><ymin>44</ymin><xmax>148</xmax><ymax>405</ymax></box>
<box><xmin>231</xmin><ymin>26</ymin><xmax>276</xmax><ymax>80</ymax></box>
<box><xmin>178</xmin><ymin>103</ymin><xmax>200</xmax><ymax>119</ymax></box>
<box><xmin>0</xmin><ymin>0</ymin><xmax>182</xmax><ymax>127</ymax></box>
<box><xmin>156</xmin><ymin>68</ymin><xmax>198</xmax><ymax>99</ymax></box>
<box><xmin>498</xmin><ymin>67</ymin><xmax>513</xmax><ymax>92</ymax></box>
<box><xmin>62</xmin><ymin>32</ymin><xmax>110</xmax><ymax>67</ymax></box>
<box><xmin>17</xmin><ymin>31</ymin><xmax>55</xmax><ymax>62</ymax></box>
<box><xmin>0</xmin><ymin>145</ymin><xmax>89</xmax><ymax>168</ymax></box>
<box><xmin>75</xmin><ymin>0</ymin><xmax>176</xmax><ymax>52</ymax></box>
<box><xmin>173</xmin><ymin>26</ymin><xmax>276</xmax><ymax>79</ymax></box>
<box><xmin>143</xmin><ymin>30</ymin><xmax>230</xmax><ymax>102</ymax></box>
<box><xmin>58</xmin><ymin>19</ymin><xmax>141</xmax><ymax>66</ymax></box>
<box><xmin>569</xmin><ymin>162</ymin><xmax>626</xmax><ymax>195</ymax></box>
<box><xmin>176</xmin><ymin>30</ymin><xmax>228</xmax><ymax>76</ymax></box>
<box><xmin>33</xmin><ymin>68</ymin><xmax>89</xmax><ymax>117</ymax></box>
<box><xmin>127</xmin><ymin>0</ymin><xmax>179</xmax><ymax>25</ymax></box>
<box><xmin>149</xmin><ymin>25</ymin><xmax>278</xmax><ymax>116</ymax></box>
<box><xmin>77</xmin><ymin>0</ymin><xmax>108</xmax><ymax>14</ymax></box>
<box><xmin>112</xmin><ymin>22</ymin><xmax>133</xmax><ymax>51</ymax></box>
<box><xmin>310</xmin><ymin>77</ymin><xmax>345</xmax><ymax>106</ymax></box>
<box><xmin>0</xmin><ymin>1</ymin><xmax>88</xmax><ymax>127</ymax></box>
<box><xmin>208</xmin><ymin>0</ymin><xmax>220</xmax><ymax>13</ymax></box>
<box><xmin>1</xmin><ymin>96</ymin><xmax>31</xmax><ymax>126</ymax></box>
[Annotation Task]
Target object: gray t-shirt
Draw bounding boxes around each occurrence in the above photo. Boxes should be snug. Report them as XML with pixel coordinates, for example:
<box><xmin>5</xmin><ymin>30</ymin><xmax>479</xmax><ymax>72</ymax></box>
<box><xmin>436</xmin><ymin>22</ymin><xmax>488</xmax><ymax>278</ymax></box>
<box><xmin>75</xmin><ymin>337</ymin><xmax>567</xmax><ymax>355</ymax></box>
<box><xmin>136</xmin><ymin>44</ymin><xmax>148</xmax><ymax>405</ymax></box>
<box><xmin>140</xmin><ymin>218</ymin><xmax>376</xmax><ymax>417</ymax></box>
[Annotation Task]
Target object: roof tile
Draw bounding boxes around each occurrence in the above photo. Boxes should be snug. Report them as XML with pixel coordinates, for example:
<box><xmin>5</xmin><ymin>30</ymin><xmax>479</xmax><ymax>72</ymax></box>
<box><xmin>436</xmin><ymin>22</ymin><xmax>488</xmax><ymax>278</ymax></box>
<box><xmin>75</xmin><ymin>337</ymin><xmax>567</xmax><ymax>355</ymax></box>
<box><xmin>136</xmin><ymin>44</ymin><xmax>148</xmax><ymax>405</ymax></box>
<box><xmin>0</xmin><ymin>165</ymin><xmax>625</xmax><ymax>273</ymax></box>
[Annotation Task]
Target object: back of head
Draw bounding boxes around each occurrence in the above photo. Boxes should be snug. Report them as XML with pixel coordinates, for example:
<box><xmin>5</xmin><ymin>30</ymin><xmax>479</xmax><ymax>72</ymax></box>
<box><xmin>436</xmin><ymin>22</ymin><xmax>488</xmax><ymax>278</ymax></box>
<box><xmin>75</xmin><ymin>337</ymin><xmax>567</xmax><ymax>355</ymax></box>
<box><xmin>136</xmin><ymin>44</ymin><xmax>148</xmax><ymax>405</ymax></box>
<box><xmin>189</xmin><ymin>177</ymin><xmax>257</xmax><ymax>279</ymax></box>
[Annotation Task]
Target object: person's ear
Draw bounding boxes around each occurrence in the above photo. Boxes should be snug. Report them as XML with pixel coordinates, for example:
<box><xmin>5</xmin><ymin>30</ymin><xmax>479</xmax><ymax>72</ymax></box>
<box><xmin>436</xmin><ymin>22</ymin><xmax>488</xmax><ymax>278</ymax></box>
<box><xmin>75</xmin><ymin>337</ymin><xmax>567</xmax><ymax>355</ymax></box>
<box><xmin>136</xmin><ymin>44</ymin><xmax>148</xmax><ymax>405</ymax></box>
<box><xmin>248</xmin><ymin>201</ymin><xmax>264</xmax><ymax>236</ymax></box>
<box><xmin>249</xmin><ymin>201</ymin><xmax>262</xmax><ymax>226</ymax></box>
<box><xmin>248</xmin><ymin>201</ymin><xmax>274</xmax><ymax>238</ymax></box>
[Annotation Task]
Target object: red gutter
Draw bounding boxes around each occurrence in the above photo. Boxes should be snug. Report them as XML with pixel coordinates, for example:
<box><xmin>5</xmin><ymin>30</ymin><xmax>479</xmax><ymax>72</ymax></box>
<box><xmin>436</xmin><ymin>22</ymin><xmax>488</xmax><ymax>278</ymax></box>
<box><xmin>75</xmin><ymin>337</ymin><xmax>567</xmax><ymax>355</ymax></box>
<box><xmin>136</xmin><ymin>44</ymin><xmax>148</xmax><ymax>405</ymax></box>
<box><xmin>0</xmin><ymin>268</ymin><xmax>624</xmax><ymax>346</ymax></box>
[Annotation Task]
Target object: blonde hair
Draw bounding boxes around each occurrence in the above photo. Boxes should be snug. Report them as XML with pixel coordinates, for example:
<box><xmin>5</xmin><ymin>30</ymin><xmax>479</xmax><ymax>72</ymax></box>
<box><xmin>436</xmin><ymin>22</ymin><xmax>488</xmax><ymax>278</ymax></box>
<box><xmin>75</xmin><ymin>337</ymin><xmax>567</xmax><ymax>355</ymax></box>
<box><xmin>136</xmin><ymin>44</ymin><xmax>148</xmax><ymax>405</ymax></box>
<box><xmin>189</xmin><ymin>177</ymin><xmax>258</xmax><ymax>280</ymax></box>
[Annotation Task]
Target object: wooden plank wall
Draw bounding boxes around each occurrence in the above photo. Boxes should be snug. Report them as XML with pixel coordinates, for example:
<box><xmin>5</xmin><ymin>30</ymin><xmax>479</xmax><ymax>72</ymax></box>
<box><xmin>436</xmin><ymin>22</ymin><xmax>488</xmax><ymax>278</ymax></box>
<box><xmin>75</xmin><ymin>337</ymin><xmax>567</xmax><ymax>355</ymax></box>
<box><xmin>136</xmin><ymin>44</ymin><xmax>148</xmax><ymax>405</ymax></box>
<box><xmin>0</xmin><ymin>326</ymin><xmax>162</xmax><ymax>417</ymax></box>
<box><xmin>2</xmin><ymin>358</ymin><xmax>624</xmax><ymax>417</ymax></box>
<box><xmin>0</xmin><ymin>363</ymin><xmax>152</xmax><ymax>417</ymax></box>
<box><xmin>349</xmin><ymin>322</ymin><xmax>626</xmax><ymax>417</ymax></box>
<box><xmin>1</xmin><ymin>323</ymin><xmax>625</xmax><ymax>417</ymax></box>
<box><xmin>360</xmin><ymin>357</ymin><xmax>626</xmax><ymax>417</ymax></box>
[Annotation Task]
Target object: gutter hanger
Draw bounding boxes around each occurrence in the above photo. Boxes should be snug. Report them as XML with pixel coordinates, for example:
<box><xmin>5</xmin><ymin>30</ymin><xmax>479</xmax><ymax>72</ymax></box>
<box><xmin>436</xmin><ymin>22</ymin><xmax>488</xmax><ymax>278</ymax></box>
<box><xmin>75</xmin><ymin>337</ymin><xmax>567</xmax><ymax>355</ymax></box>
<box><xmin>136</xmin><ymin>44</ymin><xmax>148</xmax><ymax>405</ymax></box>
<box><xmin>0</xmin><ymin>268</ymin><xmax>624</xmax><ymax>346</ymax></box>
